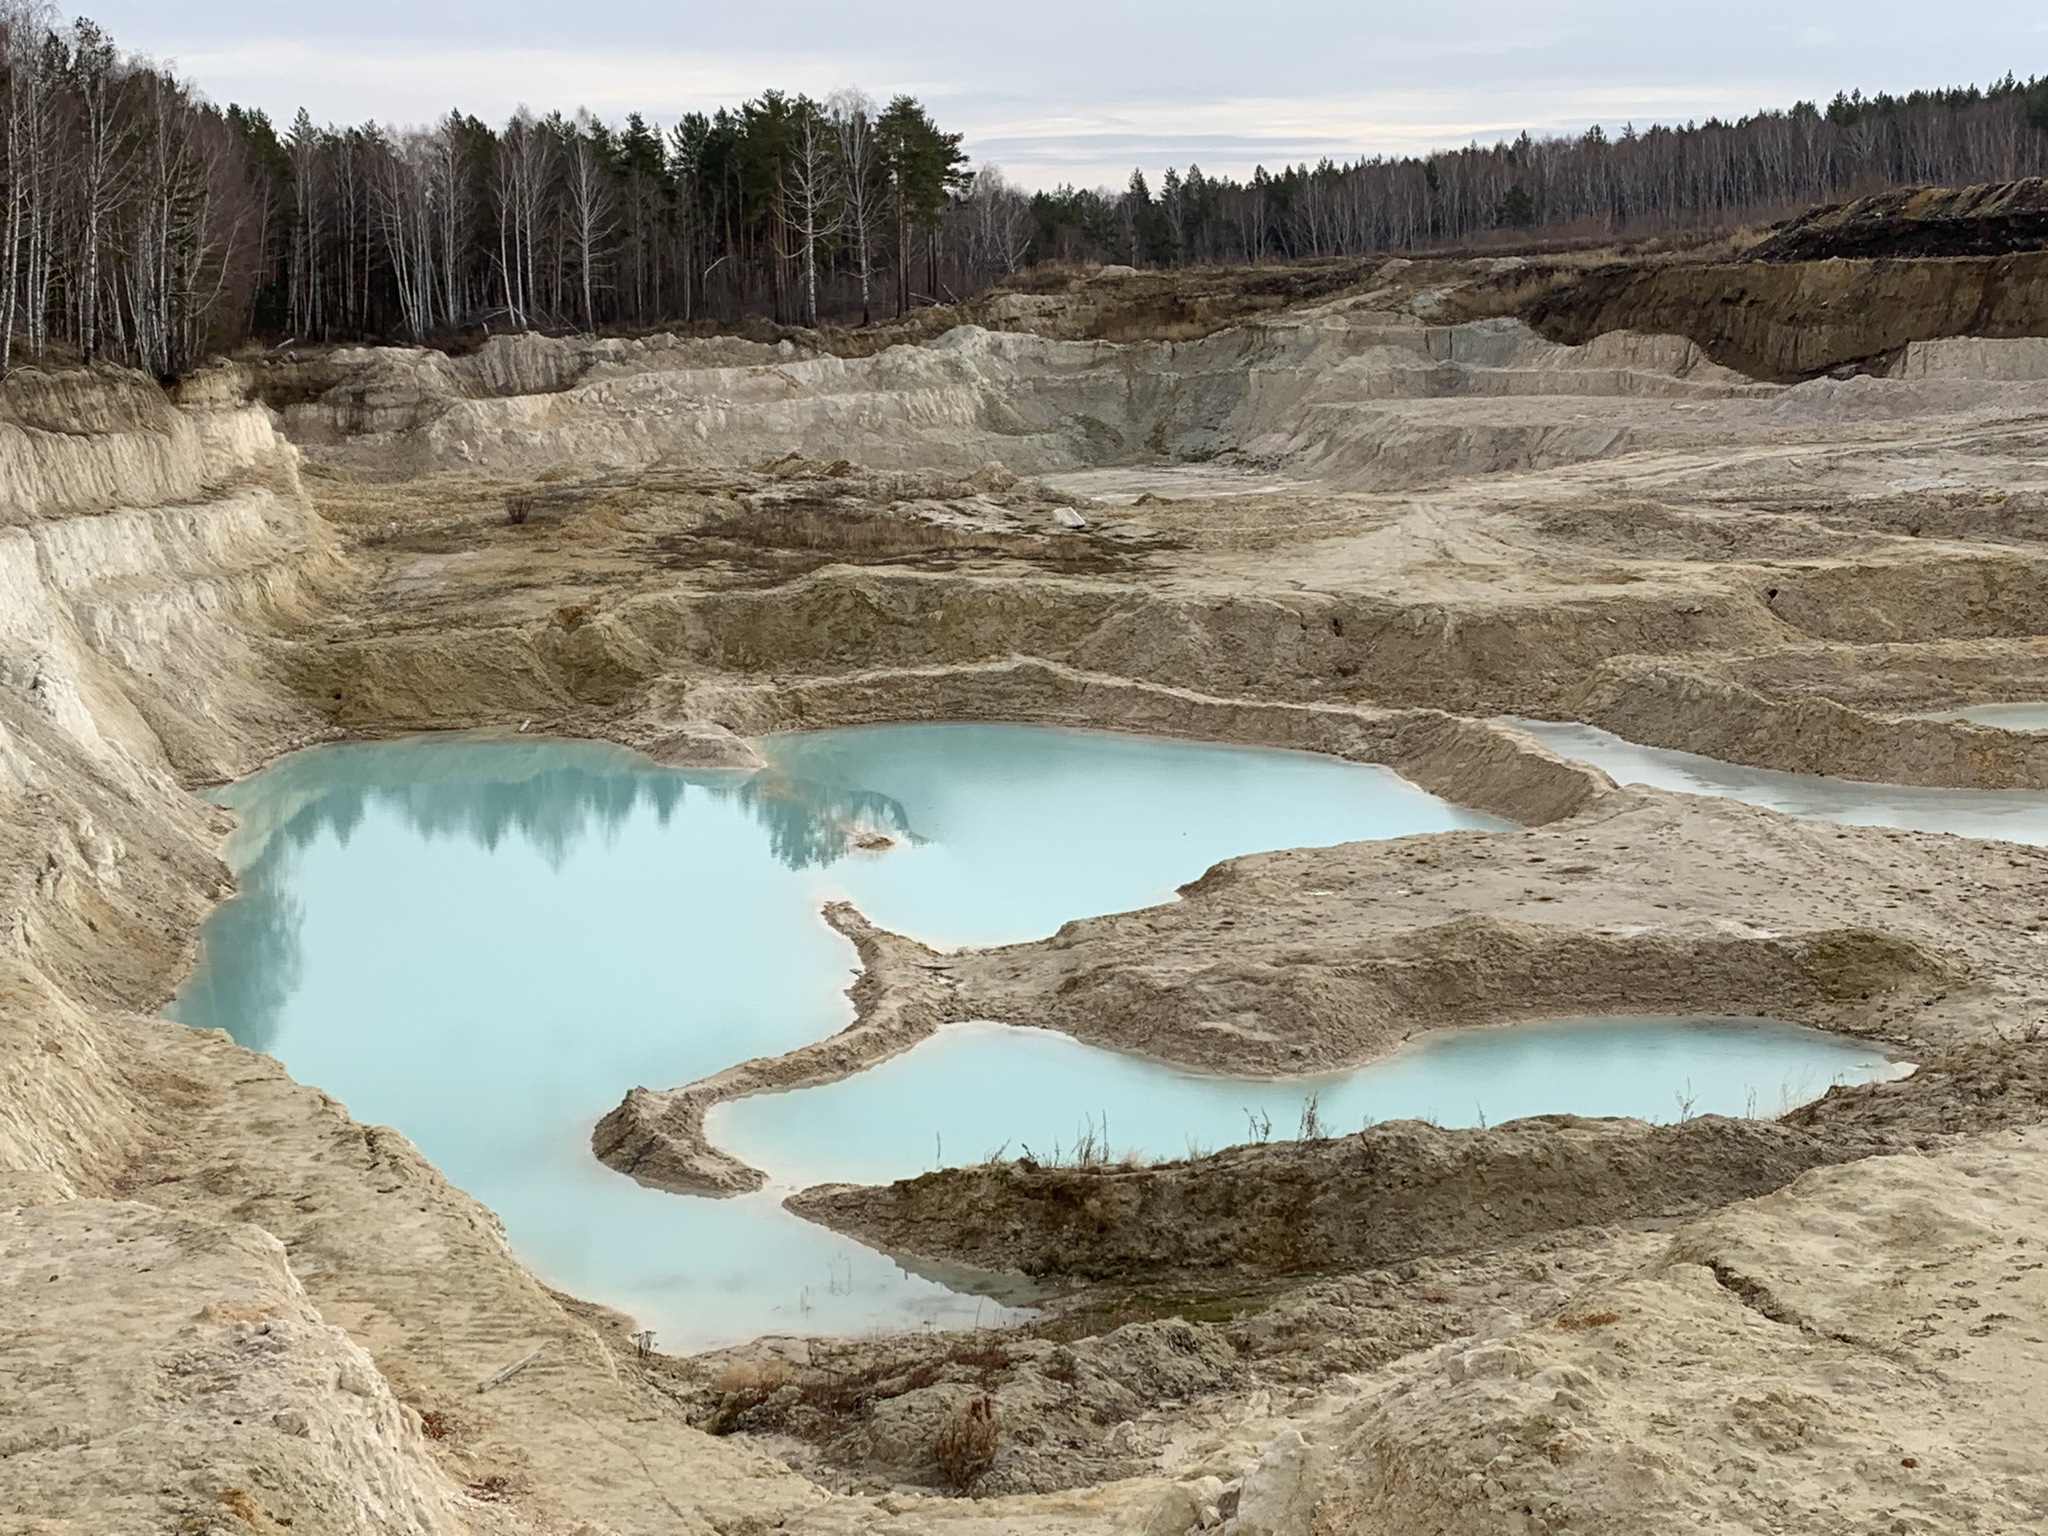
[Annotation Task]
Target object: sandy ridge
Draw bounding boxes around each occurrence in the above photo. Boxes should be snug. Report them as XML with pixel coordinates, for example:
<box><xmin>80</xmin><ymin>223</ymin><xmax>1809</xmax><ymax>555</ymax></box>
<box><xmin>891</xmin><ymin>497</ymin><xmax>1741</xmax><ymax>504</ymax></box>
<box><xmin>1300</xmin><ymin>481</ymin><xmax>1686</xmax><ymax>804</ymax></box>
<box><xmin>592</xmin><ymin>903</ymin><xmax>956</xmax><ymax>1195</ymax></box>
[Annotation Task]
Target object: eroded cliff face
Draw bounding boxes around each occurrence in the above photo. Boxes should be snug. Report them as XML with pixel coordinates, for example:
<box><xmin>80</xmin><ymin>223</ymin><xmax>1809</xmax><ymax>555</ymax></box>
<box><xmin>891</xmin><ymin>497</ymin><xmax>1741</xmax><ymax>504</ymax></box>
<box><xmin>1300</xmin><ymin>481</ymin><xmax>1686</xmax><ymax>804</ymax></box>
<box><xmin>0</xmin><ymin>366</ymin><xmax>461</xmax><ymax>1529</ymax></box>
<box><xmin>0</xmin><ymin>369</ymin><xmax>837</xmax><ymax>1536</ymax></box>
<box><xmin>1312</xmin><ymin>1133</ymin><xmax>2048</xmax><ymax>1536</ymax></box>
<box><xmin>1471</xmin><ymin>248</ymin><xmax>2048</xmax><ymax>380</ymax></box>
<box><xmin>265</xmin><ymin>309</ymin><xmax>1776</xmax><ymax>489</ymax></box>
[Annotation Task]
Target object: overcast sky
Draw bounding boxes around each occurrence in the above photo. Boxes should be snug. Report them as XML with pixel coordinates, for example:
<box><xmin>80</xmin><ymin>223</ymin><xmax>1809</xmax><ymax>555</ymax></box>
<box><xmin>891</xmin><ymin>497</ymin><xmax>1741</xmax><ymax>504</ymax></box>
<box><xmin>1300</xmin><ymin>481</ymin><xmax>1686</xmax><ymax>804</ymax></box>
<box><xmin>80</xmin><ymin>2</ymin><xmax>2048</xmax><ymax>189</ymax></box>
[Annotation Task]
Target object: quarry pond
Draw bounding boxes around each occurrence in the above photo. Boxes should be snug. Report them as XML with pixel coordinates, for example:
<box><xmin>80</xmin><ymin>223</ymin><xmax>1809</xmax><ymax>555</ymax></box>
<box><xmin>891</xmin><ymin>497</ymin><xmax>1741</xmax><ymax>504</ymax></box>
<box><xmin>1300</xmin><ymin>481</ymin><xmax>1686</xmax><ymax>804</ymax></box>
<box><xmin>171</xmin><ymin>723</ymin><xmax>1903</xmax><ymax>1350</ymax></box>
<box><xmin>1516</xmin><ymin>719</ymin><xmax>2048</xmax><ymax>842</ymax></box>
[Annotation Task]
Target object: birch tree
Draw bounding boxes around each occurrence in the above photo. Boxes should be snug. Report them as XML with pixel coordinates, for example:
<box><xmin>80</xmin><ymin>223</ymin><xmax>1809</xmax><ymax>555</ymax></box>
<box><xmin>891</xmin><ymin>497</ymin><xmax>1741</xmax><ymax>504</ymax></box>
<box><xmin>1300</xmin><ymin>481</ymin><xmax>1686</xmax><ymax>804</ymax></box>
<box><xmin>964</xmin><ymin>166</ymin><xmax>1031</xmax><ymax>278</ymax></box>
<box><xmin>285</xmin><ymin>110</ymin><xmax>325</xmax><ymax>336</ymax></box>
<box><xmin>827</xmin><ymin>88</ymin><xmax>883</xmax><ymax>324</ymax></box>
<box><xmin>0</xmin><ymin>3</ymin><xmax>58</xmax><ymax>369</ymax></box>
<box><xmin>784</xmin><ymin>99</ymin><xmax>840</xmax><ymax>328</ymax></box>
<box><xmin>492</xmin><ymin>109</ymin><xmax>554</xmax><ymax>327</ymax></box>
<box><xmin>562</xmin><ymin>112</ymin><xmax>613</xmax><ymax>331</ymax></box>
<box><xmin>70</xmin><ymin>18</ymin><xmax>128</xmax><ymax>360</ymax></box>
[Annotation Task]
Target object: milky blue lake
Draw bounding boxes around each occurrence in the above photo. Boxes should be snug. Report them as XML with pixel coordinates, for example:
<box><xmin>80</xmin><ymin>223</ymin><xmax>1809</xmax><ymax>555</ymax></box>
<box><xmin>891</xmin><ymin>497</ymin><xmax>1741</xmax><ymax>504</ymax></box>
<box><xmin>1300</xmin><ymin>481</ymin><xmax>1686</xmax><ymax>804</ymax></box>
<box><xmin>171</xmin><ymin>723</ymin><xmax>1899</xmax><ymax>1349</ymax></box>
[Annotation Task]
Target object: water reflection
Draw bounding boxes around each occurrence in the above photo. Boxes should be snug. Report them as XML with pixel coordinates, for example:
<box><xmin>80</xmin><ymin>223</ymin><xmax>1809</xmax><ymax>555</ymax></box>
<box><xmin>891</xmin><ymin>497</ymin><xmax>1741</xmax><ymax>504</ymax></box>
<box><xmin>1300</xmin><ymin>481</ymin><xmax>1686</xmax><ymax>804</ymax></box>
<box><xmin>172</xmin><ymin>884</ymin><xmax>304</xmax><ymax>1053</ymax></box>
<box><xmin>170</xmin><ymin>724</ymin><xmax>1497</xmax><ymax>1348</ymax></box>
<box><xmin>715</xmin><ymin>1017</ymin><xmax>1907</xmax><ymax>1190</ymax></box>
<box><xmin>218</xmin><ymin>732</ymin><xmax>912</xmax><ymax>873</ymax></box>
<box><xmin>179</xmin><ymin>733</ymin><xmax>914</xmax><ymax>1050</ymax></box>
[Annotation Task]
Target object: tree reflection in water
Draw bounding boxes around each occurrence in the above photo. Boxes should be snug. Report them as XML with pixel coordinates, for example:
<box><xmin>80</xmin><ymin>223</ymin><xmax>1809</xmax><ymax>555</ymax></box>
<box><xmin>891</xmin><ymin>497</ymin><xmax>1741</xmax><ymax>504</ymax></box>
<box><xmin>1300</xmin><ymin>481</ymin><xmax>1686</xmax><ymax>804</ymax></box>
<box><xmin>168</xmin><ymin>733</ymin><xmax>913</xmax><ymax>1051</ymax></box>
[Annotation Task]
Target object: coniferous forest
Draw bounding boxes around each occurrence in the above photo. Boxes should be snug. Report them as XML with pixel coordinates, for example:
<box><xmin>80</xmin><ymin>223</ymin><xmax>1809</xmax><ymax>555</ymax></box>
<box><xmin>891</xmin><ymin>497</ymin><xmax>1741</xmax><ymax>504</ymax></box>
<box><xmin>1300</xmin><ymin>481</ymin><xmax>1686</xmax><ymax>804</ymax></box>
<box><xmin>8</xmin><ymin>0</ymin><xmax>2048</xmax><ymax>374</ymax></box>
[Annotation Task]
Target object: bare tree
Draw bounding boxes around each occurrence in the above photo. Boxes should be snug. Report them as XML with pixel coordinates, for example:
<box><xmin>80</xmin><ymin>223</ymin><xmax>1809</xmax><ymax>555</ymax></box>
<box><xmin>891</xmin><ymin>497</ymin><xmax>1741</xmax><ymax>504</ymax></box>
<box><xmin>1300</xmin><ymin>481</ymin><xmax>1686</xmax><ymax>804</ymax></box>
<box><xmin>561</xmin><ymin>112</ymin><xmax>612</xmax><ymax>331</ymax></box>
<box><xmin>492</xmin><ymin>109</ymin><xmax>554</xmax><ymax>328</ymax></box>
<box><xmin>126</xmin><ymin>70</ymin><xmax>200</xmax><ymax>373</ymax></box>
<box><xmin>784</xmin><ymin>100</ymin><xmax>840</xmax><ymax>328</ymax></box>
<box><xmin>0</xmin><ymin>3</ymin><xmax>60</xmax><ymax>370</ymax></box>
<box><xmin>284</xmin><ymin>109</ymin><xmax>326</xmax><ymax>336</ymax></box>
<box><xmin>965</xmin><ymin>165</ymin><xmax>1031</xmax><ymax>278</ymax></box>
<box><xmin>379</xmin><ymin>127</ymin><xmax>436</xmax><ymax>337</ymax></box>
<box><xmin>827</xmin><ymin>88</ymin><xmax>882</xmax><ymax>324</ymax></box>
<box><xmin>70</xmin><ymin>18</ymin><xmax>130</xmax><ymax>360</ymax></box>
<box><xmin>428</xmin><ymin>114</ymin><xmax>472</xmax><ymax>328</ymax></box>
<box><xmin>328</xmin><ymin>126</ymin><xmax>374</xmax><ymax>333</ymax></box>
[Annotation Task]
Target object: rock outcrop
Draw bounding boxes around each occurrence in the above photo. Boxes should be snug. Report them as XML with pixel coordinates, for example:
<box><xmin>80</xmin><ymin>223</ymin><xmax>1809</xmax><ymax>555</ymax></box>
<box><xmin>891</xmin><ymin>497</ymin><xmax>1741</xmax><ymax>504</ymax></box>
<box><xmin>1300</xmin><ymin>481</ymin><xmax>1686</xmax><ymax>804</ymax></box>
<box><xmin>786</xmin><ymin>1114</ymin><xmax>1873</xmax><ymax>1281</ymax></box>
<box><xmin>1751</xmin><ymin>178</ymin><xmax>2048</xmax><ymax>261</ymax></box>
<box><xmin>1500</xmin><ymin>247</ymin><xmax>2048</xmax><ymax>380</ymax></box>
<box><xmin>0</xmin><ymin>1198</ymin><xmax>470</xmax><ymax>1535</ymax></box>
<box><xmin>1310</xmin><ymin>1132</ymin><xmax>2048</xmax><ymax>1536</ymax></box>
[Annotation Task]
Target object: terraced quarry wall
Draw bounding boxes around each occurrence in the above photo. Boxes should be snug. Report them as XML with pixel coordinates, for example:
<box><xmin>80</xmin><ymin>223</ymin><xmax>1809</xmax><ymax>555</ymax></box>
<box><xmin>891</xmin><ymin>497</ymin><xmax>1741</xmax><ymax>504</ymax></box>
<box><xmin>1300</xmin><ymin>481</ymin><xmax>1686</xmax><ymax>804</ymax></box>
<box><xmin>9</xmin><ymin>246</ymin><xmax>2048</xmax><ymax>1535</ymax></box>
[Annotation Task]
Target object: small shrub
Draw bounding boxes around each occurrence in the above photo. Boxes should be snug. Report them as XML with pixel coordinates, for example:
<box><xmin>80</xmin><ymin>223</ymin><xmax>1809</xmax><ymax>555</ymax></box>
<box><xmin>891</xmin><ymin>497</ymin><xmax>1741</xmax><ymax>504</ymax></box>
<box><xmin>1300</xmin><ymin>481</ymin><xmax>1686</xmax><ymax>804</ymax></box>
<box><xmin>217</xmin><ymin>1490</ymin><xmax>260</xmax><ymax>1524</ymax></box>
<box><xmin>794</xmin><ymin>1372</ymin><xmax>871</xmax><ymax>1418</ymax></box>
<box><xmin>932</xmin><ymin>1394</ymin><xmax>1000</xmax><ymax>1493</ymax></box>
<box><xmin>418</xmin><ymin>1409</ymin><xmax>454</xmax><ymax>1440</ymax></box>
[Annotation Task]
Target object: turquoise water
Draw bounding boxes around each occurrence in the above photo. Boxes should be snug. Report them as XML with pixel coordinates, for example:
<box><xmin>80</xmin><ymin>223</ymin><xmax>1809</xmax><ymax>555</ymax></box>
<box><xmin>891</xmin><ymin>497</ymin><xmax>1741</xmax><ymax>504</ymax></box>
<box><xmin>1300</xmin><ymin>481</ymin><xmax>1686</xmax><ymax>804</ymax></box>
<box><xmin>170</xmin><ymin>723</ymin><xmax>1903</xmax><ymax>1350</ymax></box>
<box><xmin>1514</xmin><ymin>718</ymin><xmax>2048</xmax><ymax>844</ymax></box>
<box><xmin>713</xmin><ymin>1015</ymin><xmax>1904</xmax><ymax>1189</ymax></box>
<box><xmin>169</xmin><ymin>724</ymin><xmax>1507</xmax><ymax>1347</ymax></box>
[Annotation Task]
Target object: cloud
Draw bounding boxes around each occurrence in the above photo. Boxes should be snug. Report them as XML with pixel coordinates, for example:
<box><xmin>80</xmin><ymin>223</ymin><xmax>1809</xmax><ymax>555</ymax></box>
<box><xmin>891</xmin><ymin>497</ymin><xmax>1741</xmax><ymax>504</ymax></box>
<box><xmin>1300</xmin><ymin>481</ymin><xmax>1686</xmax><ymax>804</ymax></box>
<box><xmin>163</xmin><ymin>40</ymin><xmax>901</xmax><ymax>123</ymax></box>
<box><xmin>966</xmin><ymin>82</ymin><xmax>1817</xmax><ymax>184</ymax></box>
<box><xmin>165</xmin><ymin>37</ymin><xmax>1812</xmax><ymax>187</ymax></box>
<box><xmin>84</xmin><ymin>1</ymin><xmax>2048</xmax><ymax>189</ymax></box>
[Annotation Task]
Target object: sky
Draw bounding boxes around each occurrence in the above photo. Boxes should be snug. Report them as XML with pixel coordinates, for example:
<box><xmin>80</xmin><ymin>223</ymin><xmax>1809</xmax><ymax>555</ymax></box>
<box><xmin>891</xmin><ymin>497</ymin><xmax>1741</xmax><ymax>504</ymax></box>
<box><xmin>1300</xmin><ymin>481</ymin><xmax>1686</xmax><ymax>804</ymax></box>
<box><xmin>79</xmin><ymin>2</ymin><xmax>2048</xmax><ymax>189</ymax></box>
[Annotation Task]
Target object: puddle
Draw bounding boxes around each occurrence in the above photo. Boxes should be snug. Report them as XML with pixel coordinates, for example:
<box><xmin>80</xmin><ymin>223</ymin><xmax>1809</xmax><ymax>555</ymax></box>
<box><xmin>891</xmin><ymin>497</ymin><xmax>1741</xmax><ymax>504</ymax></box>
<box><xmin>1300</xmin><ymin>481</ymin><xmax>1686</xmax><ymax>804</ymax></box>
<box><xmin>170</xmin><ymin>725</ymin><xmax>1499</xmax><ymax>1348</ymax></box>
<box><xmin>712</xmin><ymin>1015</ymin><xmax>1904</xmax><ymax>1189</ymax></box>
<box><xmin>1040</xmin><ymin>464</ymin><xmax>1314</xmax><ymax>505</ymax></box>
<box><xmin>1513</xmin><ymin>718</ymin><xmax>2048</xmax><ymax>844</ymax></box>
<box><xmin>1918</xmin><ymin>702</ymin><xmax>2048</xmax><ymax>732</ymax></box>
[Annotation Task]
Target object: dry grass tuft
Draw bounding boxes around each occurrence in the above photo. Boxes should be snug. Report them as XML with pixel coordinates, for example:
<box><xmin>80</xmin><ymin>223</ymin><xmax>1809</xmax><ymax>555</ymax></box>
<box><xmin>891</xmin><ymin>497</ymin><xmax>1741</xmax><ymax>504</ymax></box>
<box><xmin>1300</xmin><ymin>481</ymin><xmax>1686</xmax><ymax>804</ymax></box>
<box><xmin>932</xmin><ymin>1394</ymin><xmax>1001</xmax><ymax>1493</ymax></box>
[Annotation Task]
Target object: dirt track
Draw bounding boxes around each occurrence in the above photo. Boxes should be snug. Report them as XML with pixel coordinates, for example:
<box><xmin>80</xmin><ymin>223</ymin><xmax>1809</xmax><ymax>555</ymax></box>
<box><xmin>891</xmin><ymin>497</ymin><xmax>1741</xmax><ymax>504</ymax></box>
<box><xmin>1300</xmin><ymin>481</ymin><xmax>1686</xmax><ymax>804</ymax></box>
<box><xmin>9</xmin><ymin>244</ymin><xmax>2048</xmax><ymax>1532</ymax></box>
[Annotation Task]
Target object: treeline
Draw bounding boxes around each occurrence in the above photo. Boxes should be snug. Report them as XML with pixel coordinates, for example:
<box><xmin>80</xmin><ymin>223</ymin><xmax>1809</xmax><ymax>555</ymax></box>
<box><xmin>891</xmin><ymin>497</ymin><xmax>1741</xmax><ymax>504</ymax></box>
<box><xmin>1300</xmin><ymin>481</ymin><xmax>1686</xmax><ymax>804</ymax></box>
<box><xmin>1045</xmin><ymin>77</ymin><xmax>2048</xmax><ymax>266</ymax></box>
<box><xmin>0</xmin><ymin>2</ymin><xmax>995</xmax><ymax>371</ymax></box>
<box><xmin>0</xmin><ymin>6</ymin><xmax>255</xmax><ymax>375</ymax></box>
<box><xmin>237</xmin><ymin>92</ymin><xmax>981</xmax><ymax>345</ymax></box>
<box><xmin>9</xmin><ymin>0</ymin><xmax>2048</xmax><ymax>376</ymax></box>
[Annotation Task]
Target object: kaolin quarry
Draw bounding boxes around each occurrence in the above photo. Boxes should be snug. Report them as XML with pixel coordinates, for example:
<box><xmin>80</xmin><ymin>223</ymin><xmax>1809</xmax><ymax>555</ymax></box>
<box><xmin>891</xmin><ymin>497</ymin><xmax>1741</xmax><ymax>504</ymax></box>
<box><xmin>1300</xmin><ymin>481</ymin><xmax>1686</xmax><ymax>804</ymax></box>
<box><xmin>13</xmin><ymin>186</ymin><xmax>2048</xmax><ymax>1536</ymax></box>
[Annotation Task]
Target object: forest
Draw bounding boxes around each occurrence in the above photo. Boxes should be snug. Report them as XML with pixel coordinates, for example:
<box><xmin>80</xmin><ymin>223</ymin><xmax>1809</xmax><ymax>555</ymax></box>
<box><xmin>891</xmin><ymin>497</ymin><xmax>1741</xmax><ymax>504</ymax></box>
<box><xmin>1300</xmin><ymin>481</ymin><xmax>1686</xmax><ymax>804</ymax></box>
<box><xmin>7</xmin><ymin>0</ymin><xmax>2048</xmax><ymax>374</ymax></box>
